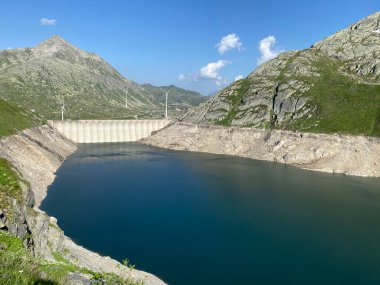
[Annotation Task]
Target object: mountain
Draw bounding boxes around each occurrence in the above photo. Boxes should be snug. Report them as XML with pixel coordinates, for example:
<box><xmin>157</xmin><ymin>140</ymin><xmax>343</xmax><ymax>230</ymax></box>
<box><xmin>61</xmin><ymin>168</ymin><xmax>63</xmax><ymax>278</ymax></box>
<box><xmin>0</xmin><ymin>35</ymin><xmax>160</xmax><ymax>120</ymax></box>
<box><xmin>0</xmin><ymin>36</ymin><xmax>199</xmax><ymax>120</ymax></box>
<box><xmin>184</xmin><ymin>12</ymin><xmax>380</xmax><ymax>137</ymax></box>
<box><xmin>141</xmin><ymin>84</ymin><xmax>207</xmax><ymax>111</ymax></box>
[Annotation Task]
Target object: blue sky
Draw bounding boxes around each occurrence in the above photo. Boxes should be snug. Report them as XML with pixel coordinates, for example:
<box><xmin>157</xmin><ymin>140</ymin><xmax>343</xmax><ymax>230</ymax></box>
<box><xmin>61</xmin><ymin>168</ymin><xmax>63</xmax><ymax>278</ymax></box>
<box><xmin>0</xmin><ymin>0</ymin><xmax>379</xmax><ymax>95</ymax></box>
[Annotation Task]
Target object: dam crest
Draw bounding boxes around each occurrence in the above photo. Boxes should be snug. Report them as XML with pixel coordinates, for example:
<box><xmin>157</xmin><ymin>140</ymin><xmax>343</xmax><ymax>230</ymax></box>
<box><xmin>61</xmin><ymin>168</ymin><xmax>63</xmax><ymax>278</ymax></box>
<box><xmin>49</xmin><ymin>120</ymin><xmax>171</xmax><ymax>143</ymax></box>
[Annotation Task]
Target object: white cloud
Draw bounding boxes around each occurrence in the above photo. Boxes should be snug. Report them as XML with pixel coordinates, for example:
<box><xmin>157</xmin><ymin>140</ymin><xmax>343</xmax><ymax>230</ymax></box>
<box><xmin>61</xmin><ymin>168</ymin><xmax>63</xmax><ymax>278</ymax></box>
<box><xmin>40</xmin><ymin>18</ymin><xmax>57</xmax><ymax>26</ymax></box>
<box><xmin>177</xmin><ymin>73</ymin><xmax>197</xmax><ymax>82</ymax></box>
<box><xmin>199</xmin><ymin>60</ymin><xmax>230</xmax><ymax>80</ymax></box>
<box><xmin>216</xmin><ymin>33</ymin><xmax>243</xmax><ymax>54</ymax></box>
<box><xmin>178</xmin><ymin>74</ymin><xmax>185</xmax><ymax>81</ymax></box>
<box><xmin>6</xmin><ymin>47</ymin><xmax>12</xmax><ymax>50</ymax></box>
<box><xmin>234</xmin><ymin>75</ymin><xmax>244</xmax><ymax>81</ymax></box>
<box><xmin>178</xmin><ymin>60</ymin><xmax>230</xmax><ymax>87</ymax></box>
<box><xmin>257</xmin><ymin>36</ymin><xmax>283</xmax><ymax>65</ymax></box>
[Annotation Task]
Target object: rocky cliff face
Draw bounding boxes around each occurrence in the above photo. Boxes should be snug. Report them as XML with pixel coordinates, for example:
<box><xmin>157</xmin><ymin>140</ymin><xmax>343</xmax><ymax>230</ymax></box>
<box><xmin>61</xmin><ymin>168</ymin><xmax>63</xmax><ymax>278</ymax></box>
<box><xmin>0</xmin><ymin>125</ymin><xmax>166</xmax><ymax>285</ymax></box>
<box><xmin>312</xmin><ymin>12</ymin><xmax>380</xmax><ymax>74</ymax></box>
<box><xmin>0</xmin><ymin>125</ymin><xmax>75</xmax><ymax>246</ymax></box>
<box><xmin>184</xmin><ymin>12</ymin><xmax>380</xmax><ymax>137</ymax></box>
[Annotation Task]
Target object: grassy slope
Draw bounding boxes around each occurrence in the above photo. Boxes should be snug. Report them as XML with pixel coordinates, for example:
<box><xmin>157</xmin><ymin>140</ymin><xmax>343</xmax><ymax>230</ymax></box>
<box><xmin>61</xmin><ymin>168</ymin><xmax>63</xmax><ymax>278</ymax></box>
<box><xmin>0</xmin><ymin>160</ymin><xmax>67</xmax><ymax>285</ymax></box>
<box><xmin>0</xmin><ymin>158</ymin><xmax>25</xmax><ymax>221</ymax></box>
<box><xmin>216</xmin><ymin>79</ymin><xmax>251</xmax><ymax>126</ymax></box>
<box><xmin>0</xmin><ymin>230</ymin><xmax>68</xmax><ymax>285</ymax></box>
<box><xmin>0</xmin><ymin>229</ymin><xmax>144</xmax><ymax>285</ymax></box>
<box><xmin>142</xmin><ymin>84</ymin><xmax>207</xmax><ymax>107</ymax></box>
<box><xmin>213</xmin><ymin>51</ymin><xmax>380</xmax><ymax>137</ymax></box>
<box><xmin>0</xmin><ymin>98</ymin><xmax>43</xmax><ymax>138</ymax></box>
<box><xmin>285</xmin><ymin>55</ymin><xmax>380</xmax><ymax>136</ymax></box>
<box><xmin>0</xmin><ymin>45</ymin><xmax>164</xmax><ymax>120</ymax></box>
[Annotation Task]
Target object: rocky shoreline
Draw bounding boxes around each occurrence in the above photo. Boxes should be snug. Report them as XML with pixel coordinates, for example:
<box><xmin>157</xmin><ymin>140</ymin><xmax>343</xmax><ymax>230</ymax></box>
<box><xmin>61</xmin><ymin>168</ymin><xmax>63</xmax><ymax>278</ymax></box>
<box><xmin>142</xmin><ymin>123</ymin><xmax>380</xmax><ymax>178</ymax></box>
<box><xmin>2</xmin><ymin>122</ymin><xmax>378</xmax><ymax>284</ymax></box>
<box><xmin>0</xmin><ymin>124</ymin><xmax>166</xmax><ymax>285</ymax></box>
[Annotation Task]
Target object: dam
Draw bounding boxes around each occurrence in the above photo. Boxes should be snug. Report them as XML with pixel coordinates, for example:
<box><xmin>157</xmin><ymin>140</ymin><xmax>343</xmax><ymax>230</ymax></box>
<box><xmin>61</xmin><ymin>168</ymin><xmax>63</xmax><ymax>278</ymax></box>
<box><xmin>49</xmin><ymin>119</ymin><xmax>171</xmax><ymax>143</ymax></box>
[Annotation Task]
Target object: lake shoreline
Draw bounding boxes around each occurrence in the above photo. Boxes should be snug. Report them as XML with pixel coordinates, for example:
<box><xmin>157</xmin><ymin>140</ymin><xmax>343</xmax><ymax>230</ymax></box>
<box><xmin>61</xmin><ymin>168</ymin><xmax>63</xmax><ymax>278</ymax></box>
<box><xmin>0</xmin><ymin>124</ymin><xmax>167</xmax><ymax>285</ymax></box>
<box><xmin>42</xmin><ymin>140</ymin><xmax>380</xmax><ymax>285</ymax></box>
<box><xmin>141</xmin><ymin>122</ymin><xmax>380</xmax><ymax>178</ymax></box>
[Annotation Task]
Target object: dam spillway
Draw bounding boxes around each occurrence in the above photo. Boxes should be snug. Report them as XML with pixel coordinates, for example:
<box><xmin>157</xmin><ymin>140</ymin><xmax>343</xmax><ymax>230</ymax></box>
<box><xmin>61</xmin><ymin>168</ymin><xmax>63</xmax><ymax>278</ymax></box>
<box><xmin>49</xmin><ymin>119</ymin><xmax>171</xmax><ymax>143</ymax></box>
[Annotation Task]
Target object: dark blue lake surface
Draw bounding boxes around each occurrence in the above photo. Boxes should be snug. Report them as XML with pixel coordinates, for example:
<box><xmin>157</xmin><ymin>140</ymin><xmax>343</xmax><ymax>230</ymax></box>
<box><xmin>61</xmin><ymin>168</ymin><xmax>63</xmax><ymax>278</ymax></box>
<box><xmin>41</xmin><ymin>143</ymin><xmax>380</xmax><ymax>285</ymax></box>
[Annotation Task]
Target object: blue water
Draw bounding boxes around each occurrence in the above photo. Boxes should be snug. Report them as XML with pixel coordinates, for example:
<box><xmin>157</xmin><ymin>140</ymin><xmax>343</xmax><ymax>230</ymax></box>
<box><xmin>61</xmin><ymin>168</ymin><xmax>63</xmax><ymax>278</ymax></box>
<box><xmin>41</xmin><ymin>143</ymin><xmax>380</xmax><ymax>285</ymax></box>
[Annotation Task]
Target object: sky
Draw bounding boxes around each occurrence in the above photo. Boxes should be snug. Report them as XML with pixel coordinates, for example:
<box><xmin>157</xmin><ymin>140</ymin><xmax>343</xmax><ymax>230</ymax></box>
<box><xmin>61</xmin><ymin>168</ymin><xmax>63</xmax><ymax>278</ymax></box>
<box><xmin>0</xmin><ymin>0</ymin><xmax>379</xmax><ymax>95</ymax></box>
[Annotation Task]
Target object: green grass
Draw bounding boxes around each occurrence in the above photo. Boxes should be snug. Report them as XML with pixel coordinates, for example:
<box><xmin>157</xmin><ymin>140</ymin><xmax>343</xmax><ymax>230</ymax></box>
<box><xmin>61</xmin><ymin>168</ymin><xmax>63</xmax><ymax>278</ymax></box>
<box><xmin>216</xmin><ymin>79</ymin><xmax>251</xmax><ymax>126</ymax></box>
<box><xmin>0</xmin><ymin>98</ymin><xmax>43</xmax><ymax>138</ymax></box>
<box><xmin>279</xmin><ymin>54</ymin><xmax>380</xmax><ymax>136</ymax></box>
<box><xmin>0</xmin><ymin>230</ymin><xmax>86</xmax><ymax>284</ymax></box>
<box><xmin>372</xmin><ymin>113</ymin><xmax>380</xmax><ymax>136</ymax></box>
<box><xmin>0</xmin><ymin>230</ymin><xmax>59</xmax><ymax>285</ymax></box>
<box><xmin>52</xmin><ymin>252</ymin><xmax>70</xmax><ymax>264</ymax></box>
<box><xmin>91</xmin><ymin>272</ymin><xmax>144</xmax><ymax>285</ymax></box>
<box><xmin>0</xmin><ymin>158</ymin><xmax>23</xmax><ymax>201</ymax></box>
<box><xmin>214</xmin><ymin>52</ymin><xmax>380</xmax><ymax>137</ymax></box>
<box><xmin>0</xmin><ymin>158</ymin><xmax>24</xmax><ymax>221</ymax></box>
<box><xmin>0</xmin><ymin>231</ymin><xmax>144</xmax><ymax>285</ymax></box>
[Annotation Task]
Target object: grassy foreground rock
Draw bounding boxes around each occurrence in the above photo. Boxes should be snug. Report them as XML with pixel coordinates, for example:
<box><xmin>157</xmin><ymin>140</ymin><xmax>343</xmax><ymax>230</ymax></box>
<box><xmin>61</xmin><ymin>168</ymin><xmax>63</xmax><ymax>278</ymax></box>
<box><xmin>0</xmin><ymin>230</ymin><xmax>143</xmax><ymax>285</ymax></box>
<box><xmin>0</xmin><ymin>102</ymin><xmax>165</xmax><ymax>284</ymax></box>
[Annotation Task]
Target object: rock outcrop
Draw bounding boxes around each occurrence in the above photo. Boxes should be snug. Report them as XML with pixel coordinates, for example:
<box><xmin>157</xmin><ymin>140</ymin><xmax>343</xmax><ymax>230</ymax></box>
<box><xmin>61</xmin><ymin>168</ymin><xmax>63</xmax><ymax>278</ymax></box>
<box><xmin>0</xmin><ymin>125</ymin><xmax>166</xmax><ymax>285</ymax></box>
<box><xmin>142</xmin><ymin>123</ymin><xmax>380</xmax><ymax>178</ymax></box>
<box><xmin>312</xmin><ymin>12</ymin><xmax>380</xmax><ymax>75</ymax></box>
<box><xmin>184</xmin><ymin>12</ymin><xmax>380</xmax><ymax>137</ymax></box>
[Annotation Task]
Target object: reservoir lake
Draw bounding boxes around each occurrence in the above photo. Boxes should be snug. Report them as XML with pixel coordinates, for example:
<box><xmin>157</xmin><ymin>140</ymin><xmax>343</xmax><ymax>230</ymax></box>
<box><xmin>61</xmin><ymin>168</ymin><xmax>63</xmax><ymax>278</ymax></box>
<box><xmin>41</xmin><ymin>143</ymin><xmax>380</xmax><ymax>285</ymax></box>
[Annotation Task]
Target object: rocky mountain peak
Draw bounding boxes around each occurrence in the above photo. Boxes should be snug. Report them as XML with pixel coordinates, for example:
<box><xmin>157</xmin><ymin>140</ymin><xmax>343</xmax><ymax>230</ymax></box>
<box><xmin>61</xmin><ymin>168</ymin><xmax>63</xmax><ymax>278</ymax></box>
<box><xmin>44</xmin><ymin>35</ymin><xmax>70</xmax><ymax>45</ymax></box>
<box><xmin>34</xmin><ymin>35</ymin><xmax>77</xmax><ymax>55</ymax></box>
<box><xmin>31</xmin><ymin>35</ymin><xmax>106</xmax><ymax>67</ymax></box>
<box><xmin>183</xmin><ymin>11</ymin><xmax>380</xmax><ymax>137</ymax></box>
<box><xmin>312</xmin><ymin>11</ymin><xmax>380</xmax><ymax>64</ymax></box>
<box><xmin>0</xmin><ymin>34</ymin><xmax>207</xmax><ymax>120</ymax></box>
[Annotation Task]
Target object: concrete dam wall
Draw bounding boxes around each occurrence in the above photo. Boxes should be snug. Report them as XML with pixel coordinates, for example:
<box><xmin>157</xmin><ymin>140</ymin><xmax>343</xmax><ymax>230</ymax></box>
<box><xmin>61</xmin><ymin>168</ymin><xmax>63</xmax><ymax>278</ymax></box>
<box><xmin>49</xmin><ymin>120</ymin><xmax>171</xmax><ymax>143</ymax></box>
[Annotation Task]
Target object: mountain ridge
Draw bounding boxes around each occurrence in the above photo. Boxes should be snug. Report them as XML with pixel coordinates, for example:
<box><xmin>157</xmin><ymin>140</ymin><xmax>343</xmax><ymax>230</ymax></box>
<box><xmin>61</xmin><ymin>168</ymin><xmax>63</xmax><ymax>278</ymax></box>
<box><xmin>141</xmin><ymin>83</ymin><xmax>207</xmax><ymax>111</ymax></box>
<box><xmin>0</xmin><ymin>35</ymin><xmax>202</xmax><ymax>120</ymax></box>
<box><xmin>184</xmin><ymin>11</ymin><xmax>380</xmax><ymax>137</ymax></box>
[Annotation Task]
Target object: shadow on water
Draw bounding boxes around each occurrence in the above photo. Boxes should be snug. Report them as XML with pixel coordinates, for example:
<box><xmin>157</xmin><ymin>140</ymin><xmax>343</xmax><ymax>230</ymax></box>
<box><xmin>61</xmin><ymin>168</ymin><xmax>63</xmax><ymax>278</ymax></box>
<box><xmin>42</xmin><ymin>142</ymin><xmax>380</xmax><ymax>285</ymax></box>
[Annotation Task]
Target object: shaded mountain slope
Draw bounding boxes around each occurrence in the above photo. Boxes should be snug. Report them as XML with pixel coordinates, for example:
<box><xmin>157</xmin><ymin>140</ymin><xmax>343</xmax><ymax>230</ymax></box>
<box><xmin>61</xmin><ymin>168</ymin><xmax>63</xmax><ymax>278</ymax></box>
<box><xmin>142</xmin><ymin>84</ymin><xmax>207</xmax><ymax>110</ymax></box>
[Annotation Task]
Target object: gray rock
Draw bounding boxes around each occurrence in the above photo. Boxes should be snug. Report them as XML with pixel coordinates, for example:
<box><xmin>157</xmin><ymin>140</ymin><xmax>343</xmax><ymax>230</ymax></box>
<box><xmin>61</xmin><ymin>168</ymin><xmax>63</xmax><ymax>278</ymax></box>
<box><xmin>0</xmin><ymin>220</ymin><xmax>6</xmax><ymax>229</ymax></box>
<box><xmin>312</xmin><ymin>11</ymin><xmax>380</xmax><ymax>77</ymax></box>
<box><xmin>183</xmin><ymin>11</ymin><xmax>380</xmax><ymax>129</ymax></box>
<box><xmin>142</xmin><ymin>123</ymin><xmax>380</xmax><ymax>178</ymax></box>
<box><xmin>65</xmin><ymin>272</ymin><xmax>92</xmax><ymax>285</ymax></box>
